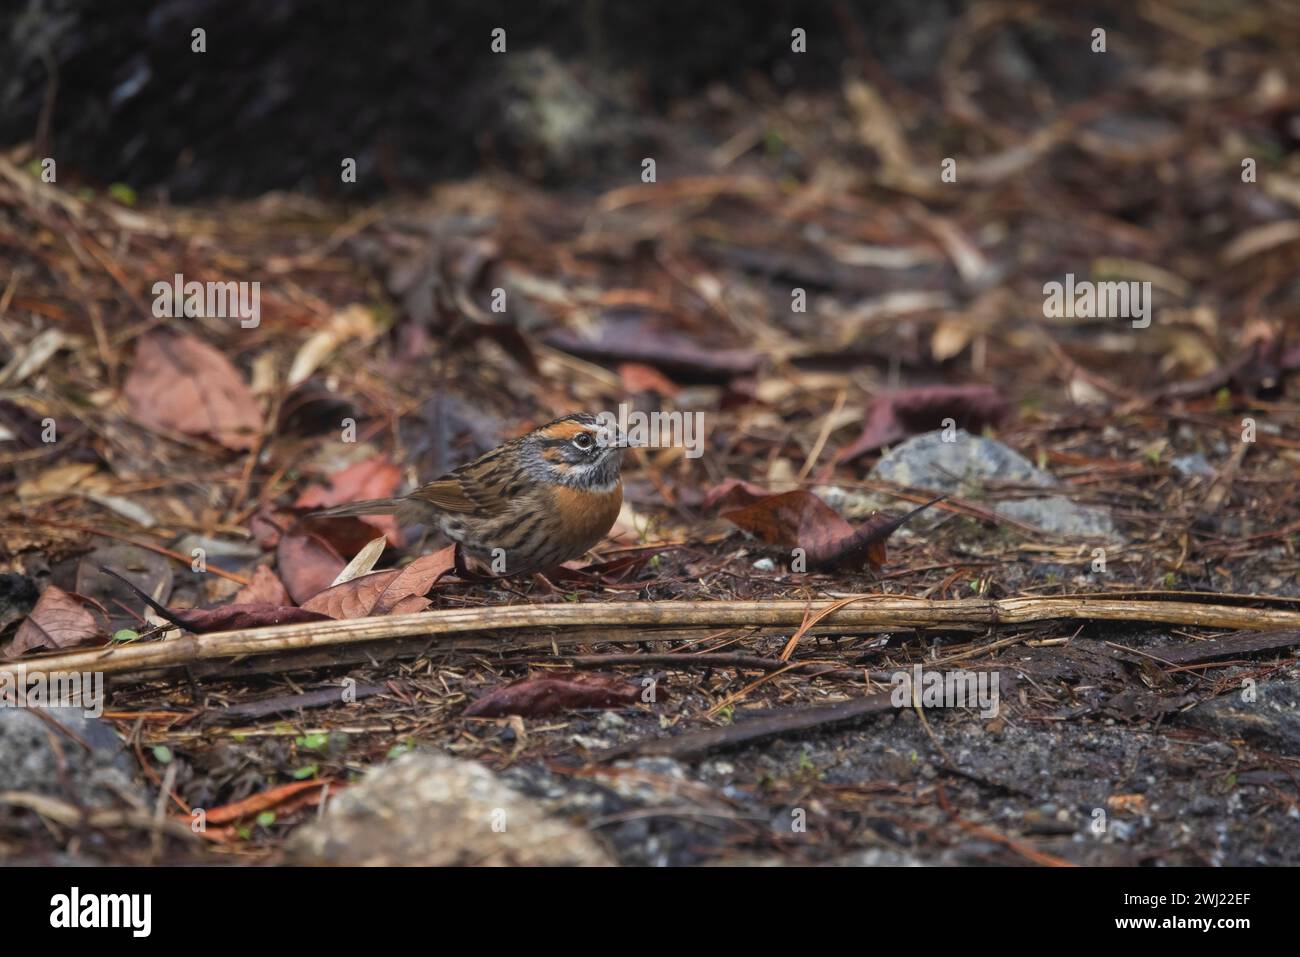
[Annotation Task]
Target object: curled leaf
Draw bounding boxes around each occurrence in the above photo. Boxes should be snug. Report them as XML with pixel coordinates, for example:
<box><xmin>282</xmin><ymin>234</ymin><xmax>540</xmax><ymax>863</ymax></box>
<box><xmin>722</xmin><ymin>492</ymin><xmax>943</xmax><ymax>571</ymax></box>
<box><xmin>836</xmin><ymin>385</ymin><xmax>1009</xmax><ymax>462</ymax></box>
<box><xmin>99</xmin><ymin>567</ymin><xmax>332</xmax><ymax>633</ymax></box>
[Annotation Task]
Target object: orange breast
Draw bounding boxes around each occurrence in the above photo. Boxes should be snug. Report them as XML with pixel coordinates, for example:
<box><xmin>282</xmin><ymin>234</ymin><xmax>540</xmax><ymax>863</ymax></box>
<box><xmin>551</xmin><ymin>481</ymin><xmax>623</xmax><ymax>551</ymax></box>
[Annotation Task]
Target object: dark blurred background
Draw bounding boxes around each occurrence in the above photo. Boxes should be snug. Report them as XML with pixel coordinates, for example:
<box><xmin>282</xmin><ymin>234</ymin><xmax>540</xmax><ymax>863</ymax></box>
<box><xmin>2</xmin><ymin>0</ymin><xmax>1159</xmax><ymax>199</ymax></box>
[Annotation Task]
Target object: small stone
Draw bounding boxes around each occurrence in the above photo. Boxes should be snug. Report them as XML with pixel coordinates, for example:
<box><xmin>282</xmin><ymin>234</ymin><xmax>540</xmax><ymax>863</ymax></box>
<box><xmin>1177</xmin><ymin>677</ymin><xmax>1300</xmax><ymax>751</ymax></box>
<box><xmin>596</xmin><ymin>711</ymin><xmax>626</xmax><ymax>732</ymax></box>
<box><xmin>868</xmin><ymin>430</ymin><xmax>1121</xmax><ymax>541</ymax></box>
<box><xmin>0</xmin><ymin>707</ymin><xmax>145</xmax><ymax>810</ymax></box>
<box><xmin>1171</xmin><ymin>452</ymin><xmax>1215</xmax><ymax>478</ymax></box>
<box><xmin>284</xmin><ymin>751</ymin><xmax>613</xmax><ymax>866</ymax></box>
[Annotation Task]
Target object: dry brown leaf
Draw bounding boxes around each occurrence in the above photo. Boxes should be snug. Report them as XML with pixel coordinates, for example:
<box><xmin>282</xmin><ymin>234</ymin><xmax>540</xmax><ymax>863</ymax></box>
<box><xmin>16</xmin><ymin>461</ymin><xmax>100</xmax><ymax>502</ymax></box>
<box><xmin>232</xmin><ymin>565</ymin><xmax>291</xmax><ymax>606</ymax></box>
<box><xmin>6</xmin><ymin>585</ymin><xmax>101</xmax><ymax>657</ymax></box>
<box><xmin>123</xmin><ymin>332</ymin><xmax>263</xmax><ymax>450</ymax></box>
<box><xmin>277</xmin><ymin>531</ymin><xmax>347</xmax><ymax>604</ymax></box>
<box><xmin>835</xmin><ymin>384</ymin><xmax>1010</xmax><ymax>462</ymax></box>
<box><xmin>301</xmin><ymin>546</ymin><xmax>456</xmax><ymax>618</ymax></box>
<box><xmin>722</xmin><ymin>492</ymin><xmax>943</xmax><ymax>571</ymax></box>
<box><xmin>464</xmin><ymin>671</ymin><xmax>641</xmax><ymax>717</ymax></box>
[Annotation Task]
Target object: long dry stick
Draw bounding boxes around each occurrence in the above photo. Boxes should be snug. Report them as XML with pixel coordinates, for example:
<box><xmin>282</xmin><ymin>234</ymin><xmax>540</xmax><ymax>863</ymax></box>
<box><xmin>13</xmin><ymin>595</ymin><xmax>1300</xmax><ymax>681</ymax></box>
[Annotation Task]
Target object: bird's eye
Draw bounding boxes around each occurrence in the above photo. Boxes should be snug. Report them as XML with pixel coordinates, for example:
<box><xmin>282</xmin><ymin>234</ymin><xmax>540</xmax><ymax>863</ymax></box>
<box><xmin>572</xmin><ymin>432</ymin><xmax>594</xmax><ymax>451</ymax></box>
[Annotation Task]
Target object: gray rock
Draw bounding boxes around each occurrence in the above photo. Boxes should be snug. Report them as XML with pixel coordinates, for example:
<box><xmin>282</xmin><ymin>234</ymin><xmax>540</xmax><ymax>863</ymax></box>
<box><xmin>1177</xmin><ymin>677</ymin><xmax>1300</xmax><ymax>751</ymax></box>
<box><xmin>1171</xmin><ymin>453</ymin><xmax>1215</xmax><ymax>479</ymax></box>
<box><xmin>867</xmin><ymin>430</ymin><xmax>1121</xmax><ymax>541</ymax></box>
<box><xmin>284</xmin><ymin>751</ymin><xmax>614</xmax><ymax>866</ymax></box>
<box><xmin>0</xmin><ymin>707</ymin><xmax>144</xmax><ymax>809</ymax></box>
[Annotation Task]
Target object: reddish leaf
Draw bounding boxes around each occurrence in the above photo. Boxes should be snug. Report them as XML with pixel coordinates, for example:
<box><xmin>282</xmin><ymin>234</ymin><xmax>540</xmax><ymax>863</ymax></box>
<box><xmin>170</xmin><ymin>604</ymin><xmax>333</xmax><ymax>631</ymax></box>
<box><xmin>296</xmin><ymin>455</ymin><xmax>403</xmax><ymax>544</ymax></box>
<box><xmin>836</xmin><ymin>384</ymin><xmax>1010</xmax><ymax>462</ymax></box>
<box><xmin>618</xmin><ymin>362</ymin><xmax>679</xmax><ymax>396</ymax></box>
<box><xmin>305</xmin><ymin>515</ymin><xmax>395</xmax><ymax>559</ymax></box>
<box><xmin>6</xmin><ymin>586</ymin><xmax>101</xmax><ymax>657</ymax></box>
<box><xmin>277</xmin><ymin>531</ymin><xmax>347</xmax><ymax>604</ymax></box>
<box><xmin>722</xmin><ymin>491</ymin><xmax>943</xmax><ymax>571</ymax></box>
<box><xmin>464</xmin><ymin>671</ymin><xmax>641</xmax><ymax>717</ymax></box>
<box><xmin>295</xmin><ymin>456</ymin><xmax>401</xmax><ymax>508</ymax></box>
<box><xmin>247</xmin><ymin>507</ymin><xmax>292</xmax><ymax>549</ymax></box>
<box><xmin>810</xmin><ymin>501</ymin><xmax>943</xmax><ymax>570</ymax></box>
<box><xmin>232</xmin><ymin>565</ymin><xmax>291</xmax><ymax>606</ymax></box>
<box><xmin>122</xmin><ymin>332</ymin><xmax>262</xmax><ymax>451</ymax></box>
<box><xmin>301</xmin><ymin>569</ymin><xmax>401</xmax><ymax>619</ymax></box>
<box><xmin>700</xmin><ymin>478</ymin><xmax>772</xmax><ymax>511</ymax></box>
<box><xmin>723</xmin><ymin>489</ymin><xmax>852</xmax><ymax>551</ymax></box>
<box><xmin>98</xmin><ymin>566</ymin><xmax>332</xmax><ymax>633</ymax></box>
<box><xmin>385</xmin><ymin>595</ymin><xmax>434</xmax><ymax>615</ymax></box>
<box><xmin>301</xmin><ymin>546</ymin><xmax>457</xmax><ymax>618</ymax></box>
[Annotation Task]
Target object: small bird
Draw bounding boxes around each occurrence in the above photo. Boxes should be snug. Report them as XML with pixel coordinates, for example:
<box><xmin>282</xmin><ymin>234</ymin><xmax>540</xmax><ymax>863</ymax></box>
<box><xmin>311</xmin><ymin>412</ymin><xmax>624</xmax><ymax>575</ymax></box>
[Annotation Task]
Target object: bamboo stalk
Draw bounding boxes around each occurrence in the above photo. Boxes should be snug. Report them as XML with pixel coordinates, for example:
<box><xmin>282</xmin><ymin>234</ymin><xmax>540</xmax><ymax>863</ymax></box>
<box><xmin>12</xmin><ymin>596</ymin><xmax>1300</xmax><ymax>680</ymax></box>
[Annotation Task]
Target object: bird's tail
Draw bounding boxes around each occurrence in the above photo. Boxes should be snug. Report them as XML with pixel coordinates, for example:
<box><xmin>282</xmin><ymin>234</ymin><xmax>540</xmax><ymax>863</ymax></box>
<box><xmin>310</xmin><ymin>498</ymin><xmax>403</xmax><ymax>519</ymax></box>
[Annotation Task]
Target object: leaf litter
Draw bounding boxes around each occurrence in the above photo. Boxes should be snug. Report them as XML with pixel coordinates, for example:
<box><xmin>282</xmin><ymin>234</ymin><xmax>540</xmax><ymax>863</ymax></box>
<box><xmin>1</xmin><ymin>6</ymin><xmax>1299</xmax><ymax>865</ymax></box>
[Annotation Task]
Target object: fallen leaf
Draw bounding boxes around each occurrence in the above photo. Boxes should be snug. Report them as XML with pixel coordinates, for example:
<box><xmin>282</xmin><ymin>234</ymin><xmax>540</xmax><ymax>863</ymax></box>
<box><xmin>302</xmin><ymin>546</ymin><xmax>456</xmax><ymax>618</ymax></box>
<box><xmin>6</xmin><ymin>585</ymin><xmax>102</xmax><ymax>657</ymax></box>
<box><xmin>464</xmin><ymin>671</ymin><xmax>641</xmax><ymax>717</ymax></box>
<box><xmin>98</xmin><ymin>566</ymin><xmax>333</xmax><ymax>633</ymax></box>
<box><xmin>16</xmin><ymin>461</ymin><xmax>99</xmax><ymax>501</ymax></box>
<box><xmin>247</xmin><ymin>507</ymin><xmax>292</xmax><ymax>549</ymax></box>
<box><xmin>618</xmin><ymin>362</ymin><xmax>680</xmax><ymax>396</ymax></box>
<box><xmin>123</xmin><ymin>332</ymin><xmax>263</xmax><ymax>450</ymax></box>
<box><xmin>836</xmin><ymin>384</ymin><xmax>1010</xmax><ymax>462</ymax></box>
<box><xmin>700</xmin><ymin>478</ymin><xmax>772</xmax><ymax>511</ymax></box>
<box><xmin>233</xmin><ymin>565</ymin><xmax>291</xmax><ymax>606</ymax></box>
<box><xmin>331</xmin><ymin>535</ymin><xmax>388</xmax><ymax>586</ymax></box>
<box><xmin>277</xmin><ymin>532</ymin><xmax>347</xmax><ymax>604</ymax></box>
<box><xmin>172</xmin><ymin>604</ymin><xmax>333</xmax><ymax>631</ymax></box>
<box><xmin>723</xmin><ymin>489</ymin><xmax>852</xmax><ymax>554</ymax></box>
<box><xmin>371</xmin><ymin>548</ymin><xmax>457</xmax><ymax>614</ymax></box>
<box><xmin>287</xmin><ymin>304</ymin><xmax>378</xmax><ymax>387</ymax></box>
<box><xmin>296</xmin><ymin>455</ymin><xmax>403</xmax><ymax>544</ymax></box>
<box><xmin>295</xmin><ymin>455</ymin><xmax>401</xmax><ymax>508</ymax></box>
<box><xmin>384</xmin><ymin>594</ymin><xmax>434</xmax><ymax>615</ymax></box>
<box><xmin>930</xmin><ymin>318</ymin><xmax>973</xmax><ymax>362</ymax></box>
<box><xmin>722</xmin><ymin>492</ymin><xmax>943</xmax><ymax>571</ymax></box>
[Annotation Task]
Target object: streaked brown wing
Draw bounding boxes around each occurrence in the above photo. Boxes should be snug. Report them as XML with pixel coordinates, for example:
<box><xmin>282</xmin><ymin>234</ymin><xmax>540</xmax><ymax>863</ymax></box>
<box><xmin>406</xmin><ymin>477</ymin><xmax>480</xmax><ymax>513</ymax></box>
